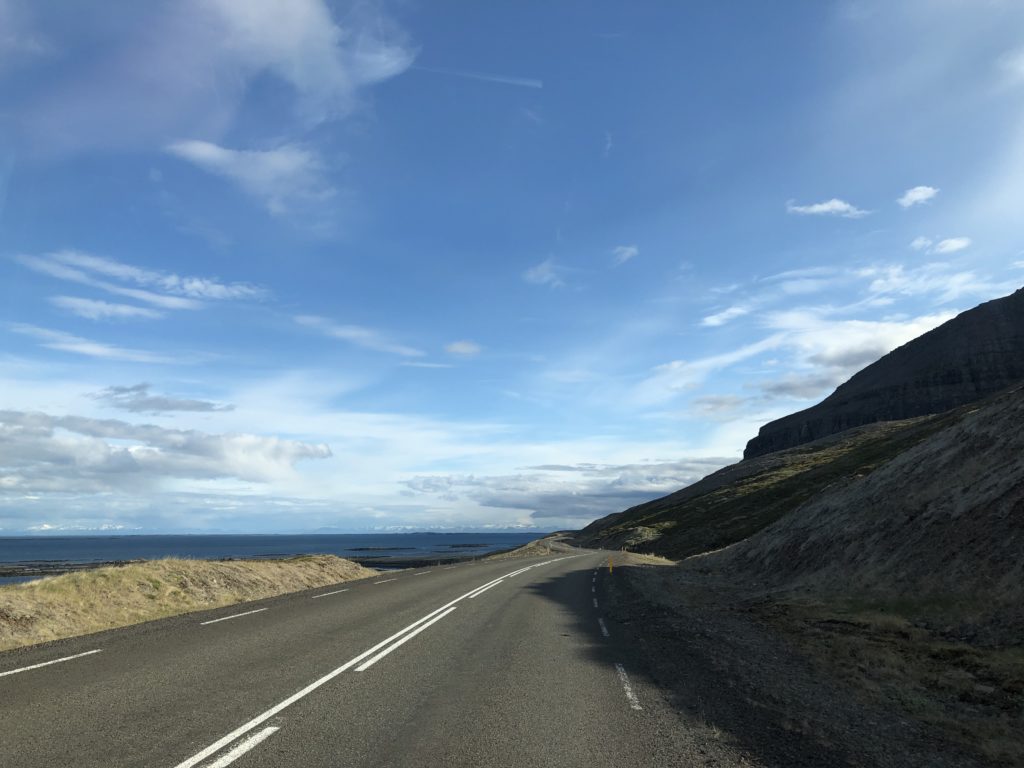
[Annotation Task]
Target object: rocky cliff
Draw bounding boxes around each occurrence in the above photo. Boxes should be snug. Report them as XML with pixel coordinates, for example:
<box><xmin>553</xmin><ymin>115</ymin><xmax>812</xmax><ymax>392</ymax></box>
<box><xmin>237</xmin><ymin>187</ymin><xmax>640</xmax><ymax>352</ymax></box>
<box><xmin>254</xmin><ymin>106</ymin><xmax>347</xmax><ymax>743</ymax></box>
<box><xmin>743</xmin><ymin>287</ymin><xmax>1024</xmax><ymax>458</ymax></box>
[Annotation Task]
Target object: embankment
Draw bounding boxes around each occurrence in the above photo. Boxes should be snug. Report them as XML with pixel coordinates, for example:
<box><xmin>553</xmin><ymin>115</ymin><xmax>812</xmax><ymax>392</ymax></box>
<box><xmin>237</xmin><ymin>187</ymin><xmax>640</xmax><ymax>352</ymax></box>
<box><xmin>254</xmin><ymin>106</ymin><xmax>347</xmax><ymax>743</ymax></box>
<box><xmin>0</xmin><ymin>555</ymin><xmax>376</xmax><ymax>652</ymax></box>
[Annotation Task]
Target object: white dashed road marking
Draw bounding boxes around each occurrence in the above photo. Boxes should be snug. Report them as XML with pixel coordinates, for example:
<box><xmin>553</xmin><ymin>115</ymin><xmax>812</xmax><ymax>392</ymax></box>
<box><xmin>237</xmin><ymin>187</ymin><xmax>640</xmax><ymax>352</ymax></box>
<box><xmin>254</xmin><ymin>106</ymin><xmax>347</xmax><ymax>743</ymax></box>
<box><xmin>614</xmin><ymin>663</ymin><xmax>642</xmax><ymax>711</ymax></box>
<box><xmin>200</xmin><ymin>608</ymin><xmax>268</xmax><ymax>626</ymax></box>
<box><xmin>0</xmin><ymin>649</ymin><xmax>103</xmax><ymax>678</ymax></box>
<box><xmin>311</xmin><ymin>589</ymin><xmax>349</xmax><ymax>599</ymax></box>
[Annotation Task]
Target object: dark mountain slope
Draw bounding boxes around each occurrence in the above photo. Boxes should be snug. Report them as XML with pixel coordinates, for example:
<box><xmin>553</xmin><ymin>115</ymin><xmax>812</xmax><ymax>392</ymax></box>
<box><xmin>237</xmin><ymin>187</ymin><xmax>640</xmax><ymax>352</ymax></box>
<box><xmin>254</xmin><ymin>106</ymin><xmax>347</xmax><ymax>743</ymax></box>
<box><xmin>575</xmin><ymin>407</ymin><xmax>968</xmax><ymax>558</ymax></box>
<box><xmin>744</xmin><ymin>287</ymin><xmax>1024</xmax><ymax>458</ymax></box>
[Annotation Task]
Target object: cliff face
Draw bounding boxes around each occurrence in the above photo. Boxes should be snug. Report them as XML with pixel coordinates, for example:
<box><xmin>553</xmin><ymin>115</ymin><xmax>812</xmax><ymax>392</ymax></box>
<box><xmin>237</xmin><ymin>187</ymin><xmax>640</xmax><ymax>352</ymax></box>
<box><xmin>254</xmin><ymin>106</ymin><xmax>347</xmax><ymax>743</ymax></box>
<box><xmin>744</xmin><ymin>287</ymin><xmax>1024</xmax><ymax>459</ymax></box>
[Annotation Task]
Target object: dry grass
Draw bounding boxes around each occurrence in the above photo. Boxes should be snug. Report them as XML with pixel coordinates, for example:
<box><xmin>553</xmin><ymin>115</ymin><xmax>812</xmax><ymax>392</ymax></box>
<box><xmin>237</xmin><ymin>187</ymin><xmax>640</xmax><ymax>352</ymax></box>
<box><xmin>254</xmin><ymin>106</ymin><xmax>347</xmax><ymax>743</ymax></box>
<box><xmin>0</xmin><ymin>555</ymin><xmax>376</xmax><ymax>652</ymax></box>
<box><xmin>620</xmin><ymin>552</ymin><xmax>675</xmax><ymax>566</ymax></box>
<box><xmin>484</xmin><ymin>536</ymin><xmax>576</xmax><ymax>560</ymax></box>
<box><xmin>770</xmin><ymin>599</ymin><xmax>1024</xmax><ymax>766</ymax></box>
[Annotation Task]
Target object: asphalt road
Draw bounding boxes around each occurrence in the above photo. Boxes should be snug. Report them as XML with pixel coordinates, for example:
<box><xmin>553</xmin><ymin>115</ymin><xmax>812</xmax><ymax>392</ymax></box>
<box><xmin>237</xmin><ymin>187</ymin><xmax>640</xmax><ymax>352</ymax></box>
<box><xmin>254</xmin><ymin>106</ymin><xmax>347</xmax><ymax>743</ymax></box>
<box><xmin>0</xmin><ymin>551</ymin><xmax>700</xmax><ymax>767</ymax></box>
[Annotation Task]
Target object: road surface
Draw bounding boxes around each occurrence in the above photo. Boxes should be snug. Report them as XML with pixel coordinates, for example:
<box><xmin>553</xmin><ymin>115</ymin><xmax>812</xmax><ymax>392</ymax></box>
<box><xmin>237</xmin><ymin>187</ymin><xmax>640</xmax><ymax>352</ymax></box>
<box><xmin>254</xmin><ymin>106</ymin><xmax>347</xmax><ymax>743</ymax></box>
<box><xmin>1</xmin><ymin>551</ymin><xmax>700</xmax><ymax>767</ymax></box>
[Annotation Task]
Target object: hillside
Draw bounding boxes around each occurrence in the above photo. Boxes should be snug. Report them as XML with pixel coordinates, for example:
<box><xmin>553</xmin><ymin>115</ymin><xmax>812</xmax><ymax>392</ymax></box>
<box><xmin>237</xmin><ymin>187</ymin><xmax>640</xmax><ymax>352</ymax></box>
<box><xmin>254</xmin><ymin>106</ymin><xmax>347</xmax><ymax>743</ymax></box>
<box><xmin>744</xmin><ymin>286</ymin><xmax>1024</xmax><ymax>458</ymax></box>
<box><xmin>576</xmin><ymin>407</ymin><xmax>967</xmax><ymax>559</ymax></box>
<box><xmin>710</xmin><ymin>383</ymin><xmax>1024</xmax><ymax>637</ymax></box>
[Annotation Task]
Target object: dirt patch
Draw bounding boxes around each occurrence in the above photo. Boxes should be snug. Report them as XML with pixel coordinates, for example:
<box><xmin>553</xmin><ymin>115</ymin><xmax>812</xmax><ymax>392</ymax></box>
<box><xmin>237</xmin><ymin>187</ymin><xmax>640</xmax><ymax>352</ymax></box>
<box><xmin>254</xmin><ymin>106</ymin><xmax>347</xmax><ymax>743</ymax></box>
<box><xmin>0</xmin><ymin>555</ymin><xmax>376</xmax><ymax>652</ymax></box>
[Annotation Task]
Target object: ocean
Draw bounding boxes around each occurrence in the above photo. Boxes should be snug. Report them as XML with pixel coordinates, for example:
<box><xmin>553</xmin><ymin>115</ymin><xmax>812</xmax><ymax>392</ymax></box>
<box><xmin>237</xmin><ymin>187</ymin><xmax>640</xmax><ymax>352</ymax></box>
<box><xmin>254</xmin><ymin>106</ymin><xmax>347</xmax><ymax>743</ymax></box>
<box><xmin>0</xmin><ymin>532</ymin><xmax>546</xmax><ymax>583</ymax></box>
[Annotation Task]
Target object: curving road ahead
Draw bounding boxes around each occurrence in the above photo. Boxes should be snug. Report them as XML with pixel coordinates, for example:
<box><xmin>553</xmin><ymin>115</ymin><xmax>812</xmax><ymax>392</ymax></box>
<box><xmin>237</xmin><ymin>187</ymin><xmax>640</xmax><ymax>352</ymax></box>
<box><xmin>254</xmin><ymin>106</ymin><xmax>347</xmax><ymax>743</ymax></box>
<box><xmin>1</xmin><ymin>551</ymin><xmax>701</xmax><ymax>767</ymax></box>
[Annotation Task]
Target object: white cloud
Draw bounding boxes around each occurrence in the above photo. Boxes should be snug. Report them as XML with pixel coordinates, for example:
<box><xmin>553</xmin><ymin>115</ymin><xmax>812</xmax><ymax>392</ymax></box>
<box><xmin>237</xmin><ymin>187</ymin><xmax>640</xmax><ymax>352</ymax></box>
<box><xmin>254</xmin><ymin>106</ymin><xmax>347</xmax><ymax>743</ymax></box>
<box><xmin>402</xmin><ymin>457</ymin><xmax>730</xmax><ymax>523</ymax></box>
<box><xmin>0</xmin><ymin>409</ymin><xmax>330</xmax><ymax>493</ymax></box>
<box><xmin>897</xmin><ymin>185</ymin><xmax>939</xmax><ymax>207</ymax></box>
<box><xmin>6</xmin><ymin>0</ymin><xmax>414</xmax><ymax>153</ymax></box>
<box><xmin>295</xmin><ymin>315</ymin><xmax>424</xmax><ymax>357</ymax></box>
<box><xmin>858</xmin><ymin>262</ymin><xmax>1008</xmax><ymax>303</ymax></box>
<box><xmin>907</xmin><ymin>236</ymin><xmax>971</xmax><ymax>256</ymax></box>
<box><xmin>166</xmin><ymin>141</ymin><xmax>334</xmax><ymax>215</ymax></box>
<box><xmin>94</xmin><ymin>383</ymin><xmax>234</xmax><ymax>414</ymax></box>
<box><xmin>50</xmin><ymin>296</ymin><xmax>163</xmax><ymax>320</ymax></box>
<box><xmin>786</xmin><ymin>198</ymin><xmax>870</xmax><ymax>218</ymax></box>
<box><xmin>445</xmin><ymin>340</ymin><xmax>482</xmax><ymax>357</ymax></box>
<box><xmin>933</xmin><ymin>236</ymin><xmax>971</xmax><ymax>254</ymax></box>
<box><xmin>701</xmin><ymin>306</ymin><xmax>749</xmax><ymax>327</ymax></box>
<box><xmin>762</xmin><ymin>309</ymin><xmax>955</xmax><ymax>375</ymax></box>
<box><xmin>17</xmin><ymin>251</ymin><xmax>263</xmax><ymax>308</ymax></box>
<box><xmin>611</xmin><ymin>244</ymin><xmax>639</xmax><ymax>265</ymax></box>
<box><xmin>208</xmin><ymin>0</ymin><xmax>413</xmax><ymax>123</ymax></box>
<box><xmin>523</xmin><ymin>258</ymin><xmax>563</xmax><ymax>287</ymax></box>
<box><xmin>633</xmin><ymin>335</ymin><xmax>786</xmax><ymax>406</ymax></box>
<box><xmin>9</xmin><ymin>324</ymin><xmax>175</xmax><ymax>363</ymax></box>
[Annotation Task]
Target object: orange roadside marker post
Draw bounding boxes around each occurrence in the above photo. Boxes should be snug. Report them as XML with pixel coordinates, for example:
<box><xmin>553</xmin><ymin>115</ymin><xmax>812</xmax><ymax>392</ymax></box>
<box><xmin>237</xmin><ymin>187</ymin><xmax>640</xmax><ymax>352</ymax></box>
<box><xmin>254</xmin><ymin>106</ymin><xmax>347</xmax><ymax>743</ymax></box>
<box><xmin>608</xmin><ymin>556</ymin><xmax>613</xmax><ymax>574</ymax></box>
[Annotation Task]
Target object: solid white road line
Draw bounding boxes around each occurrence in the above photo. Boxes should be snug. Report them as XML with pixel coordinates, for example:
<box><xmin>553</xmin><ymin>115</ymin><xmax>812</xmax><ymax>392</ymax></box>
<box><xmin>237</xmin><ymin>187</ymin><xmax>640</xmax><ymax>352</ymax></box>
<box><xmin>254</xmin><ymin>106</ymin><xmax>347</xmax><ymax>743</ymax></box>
<box><xmin>373</xmin><ymin>578</ymin><xmax>398</xmax><ymax>585</ymax></box>
<box><xmin>311</xmin><ymin>588</ymin><xmax>349</xmax><ymax>599</ymax></box>
<box><xmin>598</xmin><ymin>618</ymin><xmax>610</xmax><ymax>638</ymax></box>
<box><xmin>464</xmin><ymin>576</ymin><xmax>509</xmax><ymax>600</ymax></box>
<box><xmin>207</xmin><ymin>727</ymin><xmax>279</xmax><ymax>768</ymax></box>
<box><xmin>468</xmin><ymin>581</ymin><xmax>502</xmax><ymax>599</ymax></box>
<box><xmin>174</xmin><ymin>557</ymin><xmax>569</xmax><ymax>768</ymax></box>
<box><xmin>614</xmin><ymin>663</ymin><xmax>643</xmax><ymax>711</ymax></box>
<box><xmin>199</xmin><ymin>608</ymin><xmax>268</xmax><ymax>626</ymax></box>
<box><xmin>0</xmin><ymin>649</ymin><xmax>102</xmax><ymax>679</ymax></box>
<box><xmin>355</xmin><ymin>606</ymin><xmax>457</xmax><ymax>671</ymax></box>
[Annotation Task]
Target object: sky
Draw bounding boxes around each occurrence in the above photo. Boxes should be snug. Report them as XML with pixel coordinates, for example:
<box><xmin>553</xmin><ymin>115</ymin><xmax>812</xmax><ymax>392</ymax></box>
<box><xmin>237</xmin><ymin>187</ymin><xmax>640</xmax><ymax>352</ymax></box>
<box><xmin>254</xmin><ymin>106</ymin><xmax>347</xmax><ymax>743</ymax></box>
<box><xmin>1</xmin><ymin>0</ymin><xmax>1022</xmax><ymax>534</ymax></box>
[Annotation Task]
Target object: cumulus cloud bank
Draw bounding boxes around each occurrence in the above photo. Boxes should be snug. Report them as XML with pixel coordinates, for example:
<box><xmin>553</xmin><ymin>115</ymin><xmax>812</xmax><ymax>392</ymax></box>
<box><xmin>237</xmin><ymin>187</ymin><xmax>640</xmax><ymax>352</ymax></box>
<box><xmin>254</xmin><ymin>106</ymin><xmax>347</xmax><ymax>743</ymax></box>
<box><xmin>0</xmin><ymin>410</ymin><xmax>331</xmax><ymax>494</ymax></box>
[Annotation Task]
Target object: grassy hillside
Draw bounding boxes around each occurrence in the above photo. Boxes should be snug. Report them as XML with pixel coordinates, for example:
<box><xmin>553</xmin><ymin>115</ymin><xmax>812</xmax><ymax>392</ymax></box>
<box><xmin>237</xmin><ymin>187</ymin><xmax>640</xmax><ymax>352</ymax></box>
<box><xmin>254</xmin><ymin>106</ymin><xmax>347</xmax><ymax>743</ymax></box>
<box><xmin>0</xmin><ymin>555</ymin><xmax>376</xmax><ymax>651</ymax></box>
<box><xmin>576</xmin><ymin>405</ymin><xmax>972</xmax><ymax>560</ymax></box>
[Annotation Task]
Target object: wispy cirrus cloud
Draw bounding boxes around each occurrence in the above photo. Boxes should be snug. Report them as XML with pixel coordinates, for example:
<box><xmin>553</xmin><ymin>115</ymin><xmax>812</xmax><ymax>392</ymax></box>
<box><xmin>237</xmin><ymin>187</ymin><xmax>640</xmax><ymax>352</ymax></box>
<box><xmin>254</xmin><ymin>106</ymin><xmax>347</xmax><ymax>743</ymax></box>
<box><xmin>897</xmin><ymin>185</ymin><xmax>939</xmax><ymax>207</ymax></box>
<box><xmin>445</xmin><ymin>340</ymin><xmax>482</xmax><ymax>357</ymax></box>
<box><xmin>786</xmin><ymin>198</ymin><xmax>870</xmax><ymax>218</ymax></box>
<box><xmin>523</xmin><ymin>258</ymin><xmax>563</xmax><ymax>287</ymax></box>
<box><xmin>295</xmin><ymin>315</ymin><xmax>424</xmax><ymax>357</ymax></box>
<box><xmin>933</xmin><ymin>237</ymin><xmax>971</xmax><ymax>254</ymax></box>
<box><xmin>414</xmin><ymin>65</ymin><xmax>542</xmax><ymax>89</ymax></box>
<box><xmin>611</xmin><ymin>244</ymin><xmax>638</xmax><ymax>265</ymax></box>
<box><xmin>166</xmin><ymin>141</ymin><xmax>335</xmax><ymax>216</ymax></box>
<box><xmin>907</xmin><ymin>236</ymin><xmax>971</xmax><ymax>255</ymax></box>
<box><xmin>9</xmin><ymin>324</ymin><xmax>175</xmax><ymax>363</ymax></box>
<box><xmin>17</xmin><ymin>250</ymin><xmax>263</xmax><ymax>310</ymax></box>
<box><xmin>701</xmin><ymin>306</ymin><xmax>749</xmax><ymax>327</ymax></box>
<box><xmin>50</xmin><ymin>296</ymin><xmax>163</xmax><ymax>320</ymax></box>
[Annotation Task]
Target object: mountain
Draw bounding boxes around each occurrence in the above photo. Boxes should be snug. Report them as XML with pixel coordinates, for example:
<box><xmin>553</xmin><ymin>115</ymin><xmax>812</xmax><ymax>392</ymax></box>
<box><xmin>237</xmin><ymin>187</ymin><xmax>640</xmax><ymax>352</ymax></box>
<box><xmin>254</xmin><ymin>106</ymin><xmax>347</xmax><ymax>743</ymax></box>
<box><xmin>743</xmin><ymin>287</ymin><xmax>1024</xmax><ymax>458</ymax></box>
<box><xmin>575</xmin><ymin>407</ymin><xmax>965</xmax><ymax>558</ymax></box>
<box><xmin>711</xmin><ymin>383</ymin><xmax>1024</xmax><ymax>641</ymax></box>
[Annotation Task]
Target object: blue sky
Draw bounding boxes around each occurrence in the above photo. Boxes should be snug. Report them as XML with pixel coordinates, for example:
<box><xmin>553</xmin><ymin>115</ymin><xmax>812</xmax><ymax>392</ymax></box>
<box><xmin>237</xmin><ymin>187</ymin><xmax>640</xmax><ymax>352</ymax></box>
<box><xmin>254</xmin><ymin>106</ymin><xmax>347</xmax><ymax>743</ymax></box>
<box><xmin>1</xmin><ymin>1</ymin><xmax>1022</xmax><ymax>534</ymax></box>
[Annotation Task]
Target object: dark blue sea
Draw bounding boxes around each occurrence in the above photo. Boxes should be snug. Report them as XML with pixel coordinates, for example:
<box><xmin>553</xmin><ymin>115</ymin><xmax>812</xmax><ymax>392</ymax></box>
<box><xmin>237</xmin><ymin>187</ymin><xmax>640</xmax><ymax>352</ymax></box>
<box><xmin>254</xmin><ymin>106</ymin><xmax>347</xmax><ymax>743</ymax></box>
<box><xmin>0</xmin><ymin>532</ymin><xmax>546</xmax><ymax>583</ymax></box>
